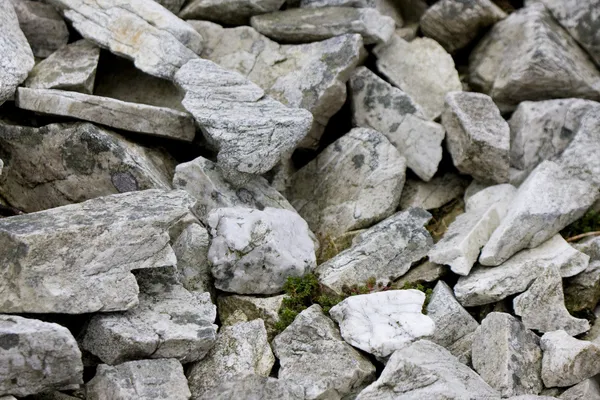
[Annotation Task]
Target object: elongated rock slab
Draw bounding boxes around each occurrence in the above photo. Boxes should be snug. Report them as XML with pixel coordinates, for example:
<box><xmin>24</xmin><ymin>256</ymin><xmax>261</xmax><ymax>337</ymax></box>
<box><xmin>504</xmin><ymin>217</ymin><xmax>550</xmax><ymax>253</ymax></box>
<box><xmin>180</xmin><ymin>0</ymin><xmax>286</xmax><ymax>25</ymax></box>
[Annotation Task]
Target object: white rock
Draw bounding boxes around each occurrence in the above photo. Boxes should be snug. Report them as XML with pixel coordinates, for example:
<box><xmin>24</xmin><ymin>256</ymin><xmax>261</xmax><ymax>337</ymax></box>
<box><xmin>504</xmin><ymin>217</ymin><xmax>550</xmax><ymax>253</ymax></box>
<box><xmin>195</xmin><ymin>375</ymin><xmax>304</xmax><ymax>400</ymax></box>
<box><xmin>399</xmin><ymin>173</ymin><xmax>469</xmax><ymax>211</ymax></box>
<box><xmin>559</xmin><ymin>378</ymin><xmax>600</xmax><ymax>400</ymax></box>
<box><xmin>179</xmin><ymin>0</ymin><xmax>286</xmax><ymax>25</ymax></box>
<box><xmin>217</xmin><ymin>294</ymin><xmax>284</xmax><ymax>340</ymax></box>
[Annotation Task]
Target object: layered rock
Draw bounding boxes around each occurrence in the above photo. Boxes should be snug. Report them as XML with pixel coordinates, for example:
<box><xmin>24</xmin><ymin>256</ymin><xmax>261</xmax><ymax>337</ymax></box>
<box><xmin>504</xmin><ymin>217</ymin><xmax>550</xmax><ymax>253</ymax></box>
<box><xmin>180</xmin><ymin>0</ymin><xmax>286</xmax><ymax>25</ymax></box>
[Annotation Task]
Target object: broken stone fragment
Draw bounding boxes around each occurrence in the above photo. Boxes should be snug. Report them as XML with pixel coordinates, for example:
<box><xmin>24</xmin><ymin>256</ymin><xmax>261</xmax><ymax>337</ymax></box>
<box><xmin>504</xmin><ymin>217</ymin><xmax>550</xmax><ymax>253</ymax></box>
<box><xmin>171</xmin><ymin>223</ymin><xmax>213</xmax><ymax>295</ymax></box>
<box><xmin>180</xmin><ymin>0</ymin><xmax>286</xmax><ymax>25</ymax></box>
<box><xmin>399</xmin><ymin>173</ymin><xmax>469</xmax><ymax>211</ymax></box>
<box><xmin>393</xmin><ymin>260</ymin><xmax>446</xmax><ymax>289</ymax></box>
<box><xmin>299</xmin><ymin>0</ymin><xmax>404</xmax><ymax>27</ymax></box>
<box><xmin>558</xmin><ymin>378</ymin><xmax>600</xmax><ymax>399</ymax></box>
<box><xmin>218</xmin><ymin>294</ymin><xmax>284</xmax><ymax>341</ymax></box>
<box><xmin>195</xmin><ymin>375</ymin><xmax>304</xmax><ymax>400</ymax></box>
<box><xmin>448</xmin><ymin>330</ymin><xmax>476</xmax><ymax>366</ymax></box>
<box><xmin>565</xmin><ymin>236</ymin><xmax>600</xmax><ymax>313</ymax></box>
<box><xmin>154</xmin><ymin>0</ymin><xmax>186</xmax><ymax>14</ymax></box>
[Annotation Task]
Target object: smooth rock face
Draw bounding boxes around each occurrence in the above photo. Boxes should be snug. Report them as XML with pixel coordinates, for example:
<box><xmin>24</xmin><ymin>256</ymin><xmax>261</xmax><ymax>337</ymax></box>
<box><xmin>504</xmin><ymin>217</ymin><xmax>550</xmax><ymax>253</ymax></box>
<box><xmin>218</xmin><ymin>294</ymin><xmax>284</xmax><ymax>340</ymax></box>
<box><xmin>47</xmin><ymin>0</ymin><xmax>202</xmax><ymax>80</ymax></box>
<box><xmin>172</xmin><ymin>223</ymin><xmax>213</xmax><ymax>295</ymax></box>
<box><xmin>0</xmin><ymin>189</ymin><xmax>196</xmax><ymax>313</ymax></box>
<box><xmin>349</xmin><ymin>66</ymin><xmax>444</xmax><ymax>181</ymax></box>
<box><xmin>469</xmin><ymin>4</ymin><xmax>600</xmax><ymax>112</ymax></box>
<box><xmin>541</xmin><ymin>330</ymin><xmax>600</xmax><ymax>387</ymax></box>
<box><xmin>0</xmin><ymin>316</ymin><xmax>83</xmax><ymax>397</ymax></box>
<box><xmin>289</xmin><ymin>128</ymin><xmax>406</xmax><ymax>240</ymax></box>
<box><xmin>186</xmin><ymin>319</ymin><xmax>275</xmax><ymax>398</ymax></box>
<box><xmin>86</xmin><ymin>359</ymin><xmax>190</xmax><ymax>400</ymax></box>
<box><xmin>374</xmin><ymin>35</ymin><xmax>462</xmax><ymax>120</ymax></box>
<box><xmin>208</xmin><ymin>207</ymin><xmax>316</xmax><ymax>294</ymax></box>
<box><xmin>180</xmin><ymin>0</ymin><xmax>285</xmax><ymax>25</ymax></box>
<box><xmin>0</xmin><ymin>122</ymin><xmax>174</xmax><ymax>213</ymax></box>
<box><xmin>559</xmin><ymin>378</ymin><xmax>600</xmax><ymax>400</ymax></box>
<box><xmin>0</xmin><ymin>0</ymin><xmax>34</xmax><ymax>105</ymax></box>
<box><xmin>472</xmin><ymin>312</ymin><xmax>543</xmax><ymax>397</ymax></box>
<box><xmin>356</xmin><ymin>340</ymin><xmax>499</xmax><ymax>399</ymax></box>
<box><xmin>196</xmin><ymin>375</ymin><xmax>304</xmax><ymax>400</ymax></box>
<box><xmin>399</xmin><ymin>173</ymin><xmax>469</xmax><ymax>211</ymax></box>
<box><xmin>329</xmin><ymin>290</ymin><xmax>435</xmax><ymax>358</ymax></box>
<box><xmin>24</xmin><ymin>40</ymin><xmax>100</xmax><ymax>94</ymax></box>
<box><xmin>479</xmin><ymin>161</ymin><xmax>598</xmax><ymax>266</ymax></box>
<box><xmin>420</xmin><ymin>0</ymin><xmax>506</xmax><ymax>53</ymax></box>
<box><xmin>316</xmin><ymin>208</ymin><xmax>432</xmax><ymax>293</ymax></box>
<box><xmin>250</xmin><ymin>7</ymin><xmax>395</xmax><ymax>45</ymax></box>
<box><xmin>273</xmin><ymin>305</ymin><xmax>376</xmax><ymax>400</ymax></box>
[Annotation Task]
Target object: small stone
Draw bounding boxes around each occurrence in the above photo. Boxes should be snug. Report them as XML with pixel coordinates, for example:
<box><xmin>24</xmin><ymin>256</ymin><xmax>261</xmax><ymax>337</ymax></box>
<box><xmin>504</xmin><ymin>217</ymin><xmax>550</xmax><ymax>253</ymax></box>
<box><xmin>172</xmin><ymin>223</ymin><xmax>212</xmax><ymax>295</ymax></box>
<box><xmin>195</xmin><ymin>375</ymin><xmax>304</xmax><ymax>400</ymax></box>
<box><xmin>393</xmin><ymin>260</ymin><xmax>446</xmax><ymax>288</ymax></box>
<box><xmin>399</xmin><ymin>173</ymin><xmax>469</xmax><ymax>211</ymax></box>
<box><xmin>180</xmin><ymin>0</ymin><xmax>286</xmax><ymax>25</ymax></box>
<box><xmin>448</xmin><ymin>330</ymin><xmax>476</xmax><ymax>366</ymax></box>
<box><xmin>154</xmin><ymin>0</ymin><xmax>185</xmax><ymax>14</ymax></box>
<box><xmin>218</xmin><ymin>294</ymin><xmax>284</xmax><ymax>341</ymax></box>
<box><xmin>559</xmin><ymin>378</ymin><xmax>600</xmax><ymax>400</ymax></box>
<box><xmin>565</xmin><ymin>237</ymin><xmax>600</xmax><ymax>313</ymax></box>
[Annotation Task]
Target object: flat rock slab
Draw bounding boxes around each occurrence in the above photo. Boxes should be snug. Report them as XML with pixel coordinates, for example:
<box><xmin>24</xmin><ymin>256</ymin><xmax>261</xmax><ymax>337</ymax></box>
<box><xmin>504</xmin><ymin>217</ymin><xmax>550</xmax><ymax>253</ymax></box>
<box><xmin>180</xmin><ymin>0</ymin><xmax>286</xmax><ymax>25</ymax></box>
<box><xmin>399</xmin><ymin>173</ymin><xmax>469</xmax><ymax>211</ymax></box>
<box><xmin>16</xmin><ymin>88</ymin><xmax>195</xmax><ymax>142</ymax></box>
<box><xmin>196</xmin><ymin>375</ymin><xmax>304</xmax><ymax>400</ymax></box>
<box><xmin>0</xmin><ymin>316</ymin><xmax>83</xmax><ymax>397</ymax></box>
<box><xmin>0</xmin><ymin>189</ymin><xmax>196</xmax><ymax>314</ymax></box>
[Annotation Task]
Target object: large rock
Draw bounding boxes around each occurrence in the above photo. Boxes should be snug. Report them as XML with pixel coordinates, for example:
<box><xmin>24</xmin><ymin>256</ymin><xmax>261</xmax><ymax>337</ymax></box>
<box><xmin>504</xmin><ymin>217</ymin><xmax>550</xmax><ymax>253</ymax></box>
<box><xmin>399</xmin><ymin>173</ymin><xmax>469</xmax><ymax>211</ymax></box>
<box><xmin>0</xmin><ymin>189</ymin><xmax>196</xmax><ymax>313</ymax></box>
<box><xmin>180</xmin><ymin>0</ymin><xmax>285</xmax><ymax>25</ymax></box>
<box><xmin>0</xmin><ymin>316</ymin><xmax>83</xmax><ymax>398</ymax></box>
<box><xmin>349</xmin><ymin>66</ymin><xmax>444</xmax><ymax>181</ymax></box>
<box><xmin>218</xmin><ymin>294</ymin><xmax>284</xmax><ymax>341</ymax></box>
<box><xmin>273</xmin><ymin>305</ymin><xmax>375</xmax><ymax>399</ymax></box>
<box><xmin>316</xmin><ymin>208</ymin><xmax>432</xmax><ymax>294</ymax></box>
<box><xmin>374</xmin><ymin>35</ymin><xmax>462</xmax><ymax>120</ymax></box>
<box><xmin>196</xmin><ymin>375</ymin><xmax>304</xmax><ymax>400</ymax></box>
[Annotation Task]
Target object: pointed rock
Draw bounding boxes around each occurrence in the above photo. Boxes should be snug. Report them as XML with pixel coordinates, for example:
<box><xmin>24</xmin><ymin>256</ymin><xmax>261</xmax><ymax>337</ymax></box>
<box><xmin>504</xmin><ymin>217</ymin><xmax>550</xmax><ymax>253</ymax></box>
<box><xmin>195</xmin><ymin>375</ymin><xmax>304</xmax><ymax>400</ymax></box>
<box><xmin>180</xmin><ymin>0</ymin><xmax>286</xmax><ymax>25</ymax></box>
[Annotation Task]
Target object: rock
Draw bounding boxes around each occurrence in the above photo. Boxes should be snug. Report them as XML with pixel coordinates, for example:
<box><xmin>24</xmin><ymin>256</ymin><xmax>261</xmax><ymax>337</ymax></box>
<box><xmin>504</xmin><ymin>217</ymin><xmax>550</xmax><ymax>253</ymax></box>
<box><xmin>455</xmin><ymin>234</ymin><xmax>589</xmax><ymax>307</ymax></box>
<box><xmin>559</xmin><ymin>378</ymin><xmax>600</xmax><ymax>400</ymax></box>
<box><xmin>0</xmin><ymin>122</ymin><xmax>174</xmax><ymax>213</ymax></box>
<box><xmin>154</xmin><ymin>0</ymin><xmax>185</xmax><ymax>14</ymax></box>
<box><xmin>468</xmin><ymin>4</ymin><xmax>600</xmax><ymax>112</ymax></box>
<box><xmin>420</xmin><ymin>0</ymin><xmax>506</xmax><ymax>53</ymax></box>
<box><xmin>464</xmin><ymin>180</ymin><xmax>492</xmax><ymax>202</ymax></box>
<box><xmin>300</xmin><ymin>0</ymin><xmax>374</xmax><ymax>7</ymax></box>
<box><xmin>10</xmin><ymin>0</ymin><xmax>68</xmax><ymax>58</ymax></box>
<box><xmin>186</xmin><ymin>319</ymin><xmax>275</xmax><ymax>398</ymax></box>
<box><xmin>472</xmin><ymin>312</ymin><xmax>543</xmax><ymax>397</ymax></box>
<box><xmin>208</xmin><ymin>207</ymin><xmax>316</xmax><ymax>294</ymax></box>
<box><xmin>0</xmin><ymin>0</ymin><xmax>34</xmax><ymax>105</ymax></box>
<box><xmin>47</xmin><ymin>0</ymin><xmax>202</xmax><ymax>80</ymax></box>
<box><xmin>393</xmin><ymin>260</ymin><xmax>446</xmax><ymax>288</ymax></box>
<box><xmin>399</xmin><ymin>173</ymin><xmax>469</xmax><ymax>211</ymax></box>
<box><xmin>171</xmin><ymin>223</ymin><xmax>212</xmax><ymax>295</ymax></box>
<box><xmin>356</xmin><ymin>340</ymin><xmax>500</xmax><ymax>399</ymax></box>
<box><xmin>0</xmin><ymin>189</ymin><xmax>196</xmax><ymax>313</ymax></box>
<box><xmin>479</xmin><ymin>161</ymin><xmax>598</xmax><ymax>266</ymax></box>
<box><xmin>509</xmin><ymin>397</ymin><xmax>560</xmax><ymax>400</ymax></box>
<box><xmin>565</xmin><ymin>237</ymin><xmax>600</xmax><ymax>312</ymax></box>
<box><xmin>374</xmin><ymin>35</ymin><xmax>462</xmax><ymax>120</ymax></box>
<box><xmin>0</xmin><ymin>316</ymin><xmax>83</xmax><ymax>398</ymax></box>
<box><xmin>24</xmin><ymin>40</ymin><xmax>100</xmax><ymax>94</ymax></box>
<box><xmin>218</xmin><ymin>294</ymin><xmax>284</xmax><ymax>341</ymax></box>
<box><xmin>448</xmin><ymin>330</ymin><xmax>476</xmax><ymax>366</ymax></box>
<box><xmin>429</xmin><ymin>184</ymin><xmax>517</xmax><ymax>276</ymax></box>
<box><xmin>316</xmin><ymin>208</ymin><xmax>432</xmax><ymax>294</ymax></box>
<box><xmin>15</xmin><ymin>88</ymin><xmax>195</xmax><ymax>142</ymax></box>
<box><xmin>329</xmin><ymin>290</ymin><xmax>435</xmax><ymax>358</ymax></box>
<box><xmin>288</xmin><ymin>128</ymin><xmax>406</xmax><ymax>240</ymax></box>
<box><xmin>180</xmin><ymin>0</ymin><xmax>285</xmax><ymax>25</ymax></box>
<box><xmin>513</xmin><ymin>266</ymin><xmax>590</xmax><ymax>336</ymax></box>
<box><xmin>86</xmin><ymin>359</ymin><xmax>190</xmax><ymax>400</ymax></box>
<box><xmin>250</xmin><ymin>7</ymin><xmax>394</xmax><ymax>45</ymax></box>
<box><xmin>196</xmin><ymin>375</ymin><xmax>304</xmax><ymax>400</ymax></box>
<box><xmin>273</xmin><ymin>305</ymin><xmax>376</xmax><ymax>399</ymax></box>
<box><xmin>349</xmin><ymin>66</ymin><xmax>444</xmax><ymax>181</ymax></box>
<box><xmin>174</xmin><ymin>59</ymin><xmax>313</xmax><ymax>181</ymax></box>
<box><xmin>541</xmin><ymin>330</ymin><xmax>600</xmax><ymax>387</ymax></box>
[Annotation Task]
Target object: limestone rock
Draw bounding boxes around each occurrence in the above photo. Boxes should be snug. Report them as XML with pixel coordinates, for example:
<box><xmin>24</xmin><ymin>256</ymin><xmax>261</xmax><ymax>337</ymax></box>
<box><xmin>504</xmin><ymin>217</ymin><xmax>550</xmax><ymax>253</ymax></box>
<box><xmin>448</xmin><ymin>330</ymin><xmax>476</xmax><ymax>366</ymax></box>
<box><xmin>565</xmin><ymin>237</ymin><xmax>600</xmax><ymax>313</ymax></box>
<box><xmin>218</xmin><ymin>294</ymin><xmax>284</xmax><ymax>341</ymax></box>
<box><xmin>559</xmin><ymin>378</ymin><xmax>600</xmax><ymax>400</ymax></box>
<box><xmin>154</xmin><ymin>0</ymin><xmax>185</xmax><ymax>14</ymax></box>
<box><xmin>0</xmin><ymin>316</ymin><xmax>83</xmax><ymax>398</ymax></box>
<box><xmin>195</xmin><ymin>375</ymin><xmax>304</xmax><ymax>400</ymax></box>
<box><xmin>399</xmin><ymin>173</ymin><xmax>469</xmax><ymax>211</ymax></box>
<box><xmin>171</xmin><ymin>223</ymin><xmax>212</xmax><ymax>295</ymax></box>
<box><xmin>180</xmin><ymin>0</ymin><xmax>285</xmax><ymax>25</ymax></box>
<box><xmin>393</xmin><ymin>260</ymin><xmax>446</xmax><ymax>289</ymax></box>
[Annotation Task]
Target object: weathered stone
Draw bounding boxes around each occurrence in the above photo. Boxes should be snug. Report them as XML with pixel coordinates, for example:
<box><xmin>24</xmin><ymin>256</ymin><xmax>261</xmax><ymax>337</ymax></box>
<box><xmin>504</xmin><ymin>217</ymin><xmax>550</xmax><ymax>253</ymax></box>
<box><xmin>374</xmin><ymin>35</ymin><xmax>462</xmax><ymax>120</ymax></box>
<box><xmin>393</xmin><ymin>260</ymin><xmax>446</xmax><ymax>288</ymax></box>
<box><xmin>273</xmin><ymin>305</ymin><xmax>375</xmax><ymax>399</ymax></box>
<box><xmin>565</xmin><ymin>237</ymin><xmax>600</xmax><ymax>313</ymax></box>
<box><xmin>299</xmin><ymin>0</ymin><xmax>404</xmax><ymax>26</ymax></box>
<box><xmin>0</xmin><ymin>189</ymin><xmax>196</xmax><ymax>313</ymax></box>
<box><xmin>399</xmin><ymin>173</ymin><xmax>469</xmax><ymax>211</ymax></box>
<box><xmin>464</xmin><ymin>180</ymin><xmax>491</xmax><ymax>202</ymax></box>
<box><xmin>0</xmin><ymin>316</ymin><xmax>83</xmax><ymax>398</ymax></box>
<box><xmin>171</xmin><ymin>223</ymin><xmax>212</xmax><ymax>295</ymax></box>
<box><xmin>559</xmin><ymin>378</ymin><xmax>600</xmax><ymax>400</ymax></box>
<box><xmin>153</xmin><ymin>0</ymin><xmax>185</xmax><ymax>13</ymax></box>
<box><xmin>329</xmin><ymin>290</ymin><xmax>435</xmax><ymax>358</ymax></box>
<box><xmin>509</xmin><ymin>397</ymin><xmax>560</xmax><ymax>400</ymax></box>
<box><xmin>316</xmin><ymin>208</ymin><xmax>432</xmax><ymax>294</ymax></box>
<box><xmin>218</xmin><ymin>294</ymin><xmax>284</xmax><ymax>341</ymax></box>
<box><xmin>448</xmin><ymin>330</ymin><xmax>476</xmax><ymax>366</ymax></box>
<box><xmin>196</xmin><ymin>375</ymin><xmax>304</xmax><ymax>400</ymax></box>
<box><xmin>86</xmin><ymin>359</ymin><xmax>190</xmax><ymax>400</ymax></box>
<box><xmin>180</xmin><ymin>0</ymin><xmax>285</xmax><ymax>25</ymax></box>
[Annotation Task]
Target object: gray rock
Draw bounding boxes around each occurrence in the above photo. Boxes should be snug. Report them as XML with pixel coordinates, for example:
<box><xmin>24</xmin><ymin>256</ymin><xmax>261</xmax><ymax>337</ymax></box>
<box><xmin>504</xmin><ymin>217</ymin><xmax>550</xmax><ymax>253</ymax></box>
<box><xmin>393</xmin><ymin>260</ymin><xmax>446</xmax><ymax>288</ymax></box>
<box><xmin>217</xmin><ymin>294</ymin><xmax>284</xmax><ymax>341</ymax></box>
<box><xmin>541</xmin><ymin>330</ymin><xmax>600</xmax><ymax>387</ymax></box>
<box><xmin>196</xmin><ymin>375</ymin><xmax>304</xmax><ymax>400</ymax></box>
<box><xmin>0</xmin><ymin>316</ymin><xmax>83</xmax><ymax>398</ymax></box>
<box><xmin>316</xmin><ymin>208</ymin><xmax>432</xmax><ymax>294</ymax></box>
<box><xmin>180</xmin><ymin>0</ymin><xmax>285</xmax><ymax>25</ymax></box>
<box><xmin>15</xmin><ymin>88</ymin><xmax>195</xmax><ymax>142</ymax></box>
<box><xmin>448</xmin><ymin>330</ymin><xmax>476</xmax><ymax>366</ymax></box>
<box><xmin>171</xmin><ymin>223</ymin><xmax>213</xmax><ymax>295</ymax></box>
<box><xmin>559</xmin><ymin>378</ymin><xmax>600</xmax><ymax>400</ymax></box>
<box><xmin>86</xmin><ymin>359</ymin><xmax>190</xmax><ymax>400</ymax></box>
<box><xmin>509</xmin><ymin>397</ymin><xmax>560</xmax><ymax>400</ymax></box>
<box><xmin>349</xmin><ymin>66</ymin><xmax>444</xmax><ymax>181</ymax></box>
<box><xmin>154</xmin><ymin>0</ymin><xmax>185</xmax><ymax>14</ymax></box>
<box><xmin>288</xmin><ymin>128</ymin><xmax>406</xmax><ymax>241</ymax></box>
<box><xmin>300</xmin><ymin>0</ymin><xmax>374</xmax><ymax>7</ymax></box>
<box><xmin>0</xmin><ymin>189</ymin><xmax>196</xmax><ymax>313</ymax></box>
<box><xmin>356</xmin><ymin>340</ymin><xmax>500</xmax><ymax>399</ymax></box>
<box><xmin>48</xmin><ymin>0</ymin><xmax>202</xmax><ymax>80</ymax></box>
<box><xmin>24</xmin><ymin>40</ymin><xmax>100</xmax><ymax>94</ymax></box>
<box><xmin>0</xmin><ymin>122</ymin><xmax>174</xmax><ymax>213</ymax></box>
<box><xmin>399</xmin><ymin>173</ymin><xmax>469</xmax><ymax>211</ymax></box>
<box><xmin>186</xmin><ymin>319</ymin><xmax>275</xmax><ymax>398</ymax></box>
<box><xmin>374</xmin><ymin>35</ymin><xmax>462</xmax><ymax>120</ymax></box>
<box><xmin>464</xmin><ymin>180</ymin><xmax>492</xmax><ymax>203</ymax></box>
<box><xmin>250</xmin><ymin>7</ymin><xmax>394</xmax><ymax>45</ymax></box>
<box><xmin>468</xmin><ymin>4</ymin><xmax>600</xmax><ymax>112</ymax></box>
<box><xmin>273</xmin><ymin>305</ymin><xmax>376</xmax><ymax>399</ymax></box>
<box><xmin>472</xmin><ymin>312</ymin><xmax>543</xmax><ymax>397</ymax></box>
<box><xmin>565</xmin><ymin>237</ymin><xmax>600</xmax><ymax>313</ymax></box>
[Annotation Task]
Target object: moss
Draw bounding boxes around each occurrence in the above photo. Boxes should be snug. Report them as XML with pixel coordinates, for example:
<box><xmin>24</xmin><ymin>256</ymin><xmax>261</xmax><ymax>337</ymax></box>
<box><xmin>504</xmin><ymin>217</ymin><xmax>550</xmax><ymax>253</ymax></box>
<box><xmin>560</xmin><ymin>209</ymin><xmax>600</xmax><ymax>240</ymax></box>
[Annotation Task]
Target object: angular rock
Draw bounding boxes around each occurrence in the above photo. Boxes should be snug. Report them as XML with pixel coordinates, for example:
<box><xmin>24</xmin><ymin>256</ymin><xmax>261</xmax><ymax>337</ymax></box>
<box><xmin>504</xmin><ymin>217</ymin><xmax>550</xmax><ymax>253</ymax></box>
<box><xmin>273</xmin><ymin>305</ymin><xmax>375</xmax><ymax>399</ymax></box>
<box><xmin>300</xmin><ymin>0</ymin><xmax>374</xmax><ymax>6</ymax></box>
<box><xmin>218</xmin><ymin>294</ymin><xmax>284</xmax><ymax>341</ymax></box>
<box><xmin>356</xmin><ymin>340</ymin><xmax>499</xmax><ymax>399</ymax></box>
<box><xmin>374</xmin><ymin>35</ymin><xmax>462</xmax><ymax>120</ymax></box>
<box><xmin>472</xmin><ymin>312</ymin><xmax>543</xmax><ymax>397</ymax></box>
<box><xmin>0</xmin><ymin>189</ymin><xmax>196</xmax><ymax>313</ymax></box>
<box><xmin>393</xmin><ymin>260</ymin><xmax>446</xmax><ymax>288</ymax></box>
<box><xmin>171</xmin><ymin>223</ymin><xmax>212</xmax><ymax>295</ymax></box>
<box><xmin>154</xmin><ymin>0</ymin><xmax>185</xmax><ymax>14</ymax></box>
<box><xmin>180</xmin><ymin>0</ymin><xmax>285</xmax><ymax>25</ymax></box>
<box><xmin>288</xmin><ymin>128</ymin><xmax>406</xmax><ymax>240</ymax></box>
<box><xmin>0</xmin><ymin>122</ymin><xmax>174</xmax><ymax>213</ymax></box>
<box><xmin>559</xmin><ymin>378</ymin><xmax>600</xmax><ymax>400</ymax></box>
<box><xmin>349</xmin><ymin>66</ymin><xmax>444</xmax><ymax>181</ymax></box>
<box><xmin>196</xmin><ymin>375</ymin><xmax>304</xmax><ymax>400</ymax></box>
<box><xmin>329</xmin><ymin>290</ymin><xmax>435</xmax><ymax>358</ymax></box>
<box><xmin>399</xmin><ymin>173</ymin><xmax>469</xmax><ymax>211</ymax></box>
<box><xmin>186</xmin><ymin>319</ymin><xmax>275</xmax><ymax>398</ymax></box>
<box><xmin>565</xmin><ymin>237</ymin><xmax>600</xmax><ymax>313</ymax></box>
<box><xmin>250</xmin><ymin>7</ymin><xmax>394</xmax><ymax>45</ymax></box>
<box><xmin>316</xmin><ymin>208</ymin><xmax>432</xmax><ymax>294</ymax></box>
<box><xmin>541</xmin><ymin>330</ymin><xmax>600</xmax><ymax>387</ymax></box>
<box><xmin>448</xmin><ymin>330</ymin><xmax>476</xmax><ymax>366</ymax></box>
<box><xmin>86</xmin><ymin>359</ymin><xmax>190</xmax><ymax>400</ymax></box>
<box><xmin>0</xmin><ymin>316</ymin><xmax>83</xmax><ymax>397</ymax></box>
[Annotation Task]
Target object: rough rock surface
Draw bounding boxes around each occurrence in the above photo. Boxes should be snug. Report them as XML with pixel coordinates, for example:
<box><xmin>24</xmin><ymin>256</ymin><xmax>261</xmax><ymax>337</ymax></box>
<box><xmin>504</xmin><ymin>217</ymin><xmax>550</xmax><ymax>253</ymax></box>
<box><xmin>399</xmin><ymin>173</ymin><xmax>469</xmax><ymax>211</ymax></box>
<box><xmin>180</xmin><ymin>0</ymin><xmax>286</xmax><ymax>25</ymax></box>
<box><xmin>218</xmin><ymin>294</ymin><xmax>284</xmax><ymax>340</ymax></box>
<box><xmin>559</xmin><ymin>378</ymin><xmax>600</xmax><ymax>400</ymax></box>
<box><xmin>566</xmin><ymin>237</ymin><xmax>600</xmax><ymax>313</ymax></box>
<box><xmin>394</xmin><ymin>260</ymin><xmax>446</xmax><ymax>288</ymax></box>
<box><xmin>195</xmin><ymin>375</ymin><xmax>304</xmax><ymax>400</ymax></box>
<box><xmin>171</xmin><ymin>223</ymin><xmax>212</xmax><ymax>295</ymax></box>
